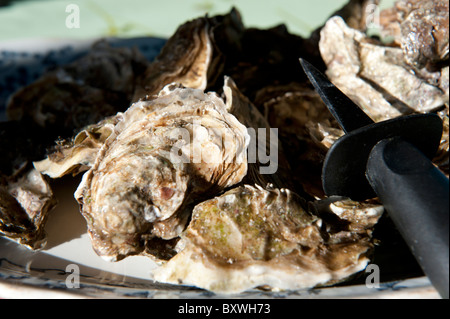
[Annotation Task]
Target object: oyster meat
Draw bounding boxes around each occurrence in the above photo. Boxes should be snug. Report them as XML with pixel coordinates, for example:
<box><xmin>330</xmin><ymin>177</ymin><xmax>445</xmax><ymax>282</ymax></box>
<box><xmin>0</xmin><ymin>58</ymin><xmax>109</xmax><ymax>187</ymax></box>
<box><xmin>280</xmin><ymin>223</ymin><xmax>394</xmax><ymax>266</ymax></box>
<box><xmin>153</xmin><ymin>184</ymin><xmax>383</xmax><ymax>294</ymax></box>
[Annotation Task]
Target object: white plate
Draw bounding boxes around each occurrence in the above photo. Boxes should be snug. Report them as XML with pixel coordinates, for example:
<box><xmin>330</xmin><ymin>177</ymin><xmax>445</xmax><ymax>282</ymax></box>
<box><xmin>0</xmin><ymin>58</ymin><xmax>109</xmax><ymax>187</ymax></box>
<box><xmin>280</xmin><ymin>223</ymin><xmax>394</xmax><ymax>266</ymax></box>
<box><xmin>0</xmin><ymin>36</ymin><xmax>440</xmax><ymax>299</ymax></box>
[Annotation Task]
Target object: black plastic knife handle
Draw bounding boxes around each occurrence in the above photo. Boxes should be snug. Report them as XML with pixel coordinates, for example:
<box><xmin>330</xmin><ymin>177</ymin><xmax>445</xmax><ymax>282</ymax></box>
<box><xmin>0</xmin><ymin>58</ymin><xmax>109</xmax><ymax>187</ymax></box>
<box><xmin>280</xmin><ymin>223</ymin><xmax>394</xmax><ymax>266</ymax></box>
<box><xmin>366</xmin><ymin>137</ymin><xmax>449</xmax><ymax>299</ymax></box>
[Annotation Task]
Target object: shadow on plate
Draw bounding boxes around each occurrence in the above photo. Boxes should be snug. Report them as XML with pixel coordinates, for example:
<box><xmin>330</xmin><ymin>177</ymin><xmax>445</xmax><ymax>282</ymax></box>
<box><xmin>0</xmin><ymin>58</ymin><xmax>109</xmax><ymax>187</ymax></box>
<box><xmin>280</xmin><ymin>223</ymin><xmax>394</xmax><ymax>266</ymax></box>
<box><xmin>43</xmin><ymin>175</ymin><xmax>87</xmax><ymax>250</ymax></box>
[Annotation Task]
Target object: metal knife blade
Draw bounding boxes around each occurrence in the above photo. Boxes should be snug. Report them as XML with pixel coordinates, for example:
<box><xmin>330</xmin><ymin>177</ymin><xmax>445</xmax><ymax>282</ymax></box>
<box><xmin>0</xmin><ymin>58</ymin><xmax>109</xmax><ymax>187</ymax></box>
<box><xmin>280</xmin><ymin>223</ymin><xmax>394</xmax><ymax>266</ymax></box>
<box><xmin>299</xmin><ymin>58</ymin><xmax>373</xmax><ymax>133</ymax></box>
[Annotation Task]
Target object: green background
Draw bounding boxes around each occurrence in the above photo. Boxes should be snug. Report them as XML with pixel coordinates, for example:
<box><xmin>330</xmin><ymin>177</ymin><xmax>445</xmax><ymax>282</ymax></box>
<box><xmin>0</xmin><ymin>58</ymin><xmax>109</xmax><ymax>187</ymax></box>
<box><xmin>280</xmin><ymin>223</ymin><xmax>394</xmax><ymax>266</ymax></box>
<box><xmin>0</xmin><ymin>0</ymin><xmax>396</xmax><ymax>41</ymax></box>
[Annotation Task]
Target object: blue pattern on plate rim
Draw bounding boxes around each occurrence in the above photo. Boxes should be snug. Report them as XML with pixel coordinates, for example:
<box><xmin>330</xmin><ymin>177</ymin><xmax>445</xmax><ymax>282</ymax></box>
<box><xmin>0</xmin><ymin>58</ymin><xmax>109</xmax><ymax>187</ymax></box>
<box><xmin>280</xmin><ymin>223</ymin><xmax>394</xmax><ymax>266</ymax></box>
<box><xmin>0</xmin><ymin>254</ymin><xmax>435</xmax><ymax>298</ymax></box>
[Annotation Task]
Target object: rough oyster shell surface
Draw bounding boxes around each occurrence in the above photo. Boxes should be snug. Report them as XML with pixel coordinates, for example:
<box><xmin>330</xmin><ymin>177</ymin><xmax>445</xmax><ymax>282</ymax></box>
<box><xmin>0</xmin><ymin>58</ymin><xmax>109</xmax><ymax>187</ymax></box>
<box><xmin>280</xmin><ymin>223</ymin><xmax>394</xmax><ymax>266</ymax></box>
<box><xmin>4</xmin><ymin>1</ymin><xmax>438</xmax><ymax>294</ymax></box>
<box><xmin>153</xmin><ymin>184</ymin><xmax>383</xmax><ymax>294</ymax></box>
<box><xmin>132</xmin><ymin>16</ymin><xmax>213</xmax><ymax>101</ymax></box>
<box><xmin>379</xmin><ymin>0</ymin><xmax>449</xmax><ymax>68</ymax></box>
<box><xmin>0</xmin><ymin>166</ymin><xmax>56</xmax><ymax>250</ymax></box>
<box><xmin>0</xmin><ymin>121</ymin><xmax>58</xmax><ymax>250</ymax></box>
<box><xmin>73</xmin><ymin>84</ymin><xmax>249</xmax><ymax>261</ymax></box>
<box><xmin>7</xmin><ymin>42</ymin><xmax>150</xmax><ymax>137</ymax></box>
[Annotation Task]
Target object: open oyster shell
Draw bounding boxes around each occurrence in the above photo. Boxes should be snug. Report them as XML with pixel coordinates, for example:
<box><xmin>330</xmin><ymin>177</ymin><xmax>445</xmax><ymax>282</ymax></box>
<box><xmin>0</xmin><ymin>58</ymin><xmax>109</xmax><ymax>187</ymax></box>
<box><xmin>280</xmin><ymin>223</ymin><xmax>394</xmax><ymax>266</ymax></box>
<box><xmin>153</xmin><ymin>184</ymin><xmax>383</xmax><ymax>294</ymax></box>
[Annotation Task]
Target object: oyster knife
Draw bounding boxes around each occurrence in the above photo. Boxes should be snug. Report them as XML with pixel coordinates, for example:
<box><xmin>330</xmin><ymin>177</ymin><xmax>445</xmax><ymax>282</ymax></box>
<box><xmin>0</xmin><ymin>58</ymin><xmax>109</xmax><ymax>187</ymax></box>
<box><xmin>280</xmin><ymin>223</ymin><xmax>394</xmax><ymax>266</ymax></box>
<box><xmin>300</xmin><ymin>58</ymin><xmax>449</xmax><ymax>299</ymax></box>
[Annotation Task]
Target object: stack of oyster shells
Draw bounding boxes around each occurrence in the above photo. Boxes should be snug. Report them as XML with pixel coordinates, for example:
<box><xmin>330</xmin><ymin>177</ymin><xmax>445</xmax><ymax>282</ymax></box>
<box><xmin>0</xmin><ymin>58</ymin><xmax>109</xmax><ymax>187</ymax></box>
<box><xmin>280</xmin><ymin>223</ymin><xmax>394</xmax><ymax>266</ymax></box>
<box><xmin>1</xmin><ymin>0</ymin><xmax>447</xmax><ymax>294</ymax></box>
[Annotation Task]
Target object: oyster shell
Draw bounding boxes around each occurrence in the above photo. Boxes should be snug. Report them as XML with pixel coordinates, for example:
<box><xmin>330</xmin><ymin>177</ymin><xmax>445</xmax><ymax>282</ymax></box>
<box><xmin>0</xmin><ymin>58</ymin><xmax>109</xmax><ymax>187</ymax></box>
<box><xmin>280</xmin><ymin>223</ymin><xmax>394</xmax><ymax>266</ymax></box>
<box><xmin>132</xmin><ymin>9</ymin><xmax>245</xmax><ymax>102</ymax></box>
<box><xmin>7</xmin><ymin>41</ymin><xmax>149</xmax><ymax>137</ymax></box>
<box><xmin>4</xmin><ymin>3</ymin><xmax>419</xmax><ymax>293</ymax></box>
<box><xmin>153</xmin><ymin>184</ymin><xmax>383</xmax><ymax>294</ymax></box>
<box><xmin>71</xmin><ymin>84</ymin><xmax>249</xmax><ymax>261</ymax></box>
<box><xmin>222</xmin><ymin>77</ymin><xmax>297</xmax><ymax>193</ymax></box>
<box><xmin>0</xmin><ymin>167</ymin><xmax>56</xmax><ymax>250</ymax></box>
<box><xmin>379</xmin><ymin>0</ymin><xmax>449</xmax><ymax>69</ymax></box>
<box><xmin>1</xmin><ymin>42</ymin><xmax>149</xmax><ymax>249</ymax></box>
<box><xmin>132</xmin><ymin>16</ymin><xmax>213</xmax><ymax>101</ymax></box>
<box><xmin>319</xmin><ymin>15</ymin><xmax>449</xmax><ymax>174</ymax></box>
<box><xmin>0</xmin><ymin>121</ymin><xmax>57</xmax><ymax>249</ymax></box>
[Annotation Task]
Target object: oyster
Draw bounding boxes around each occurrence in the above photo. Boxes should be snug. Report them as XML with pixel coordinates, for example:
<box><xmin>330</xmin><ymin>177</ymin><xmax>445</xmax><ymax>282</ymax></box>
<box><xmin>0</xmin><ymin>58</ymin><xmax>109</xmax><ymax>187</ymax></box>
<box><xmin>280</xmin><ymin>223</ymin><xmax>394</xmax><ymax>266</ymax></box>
<box><xmin>378</xmin><ymin>0</ymin><xmax>449</xmax><ymax>174</ymax></box>
<box><xmin>132</xmin><ymin>15</ymin><xmax>214</xmax><ymax>101</ymax></box>
<box><xmin>223</xmin><ymin>77</ymin><xmax>297</xmax><ymax>193</ymax></box>
<box><xmin>319</xmin><ymin>15</ymin><xmax>449</xmax><ymax>174</ymax></box>
<box><xmin>7</xmin><ymin>41</ymin><xmax>149</xmax><ymax>137</ymax></box>
<box><xmin>1</xmin><ymin>42</ymin><xmax>150</xmax><ymax>249</ymax></box>
<box><xmin>0</xmin><ymin>121</ymin><xmax>57</xmax><ymax>249</ymax></box>
<box><xmin>379</xmin><ymin>0</ymin><xmax>449</xmax><ymax>69</ymax></box>
<box><xmin>153</xmin><ymin>184</ymin><xmax>383</xmax><ymax>294</ymax></box>
<box><xmin>3</xmin><ymin>3</ymin><xmax>420</xmax><ymax>294</ymax></box>
<box><xmin>35</xmin><ymin>11</ymin><xmax>245</xmax><ymax>179</ymax></box>
<box><xmin>255</xmin><ymin>83</ymin><xmax>343</xmax><ymax>198</ymax></box>
<box><xmin>59</xmin><ymin>84</ymin><xmax>250</xmax><ymax>261</ymax></box>
<box><xmin>0</xmin><ymin>167</ymin><xmax>56</xmax><ymax>250</ymax></box>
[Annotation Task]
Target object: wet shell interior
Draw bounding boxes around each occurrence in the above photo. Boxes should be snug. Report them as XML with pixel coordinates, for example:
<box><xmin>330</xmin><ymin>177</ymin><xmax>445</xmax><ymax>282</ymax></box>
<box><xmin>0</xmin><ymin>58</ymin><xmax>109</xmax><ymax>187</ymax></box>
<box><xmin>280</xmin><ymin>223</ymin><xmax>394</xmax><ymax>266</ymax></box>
<box><xmin>1</xmin><ymin>0</ymin><xmax>448</xmax><ymax>294</ymax></box>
